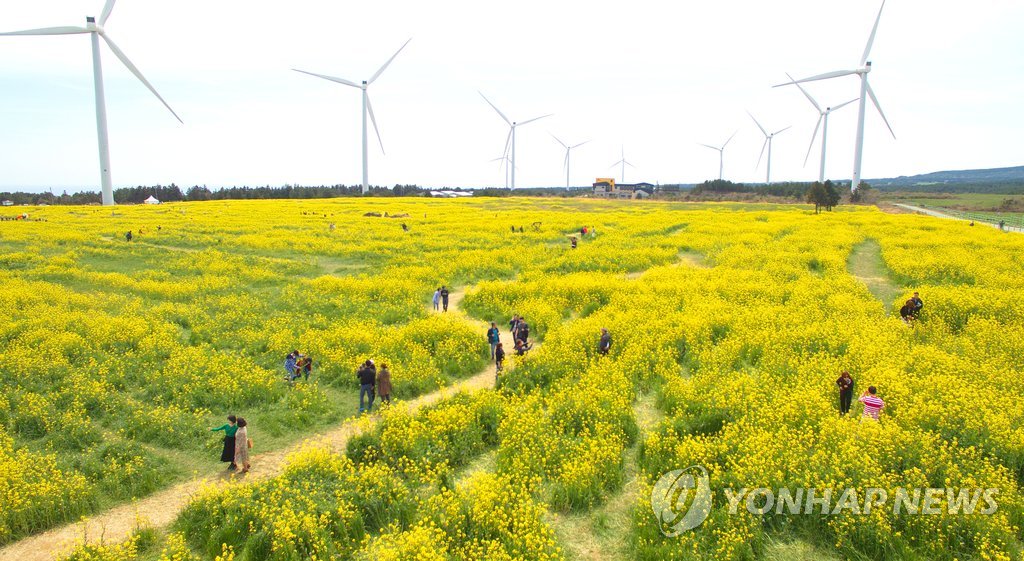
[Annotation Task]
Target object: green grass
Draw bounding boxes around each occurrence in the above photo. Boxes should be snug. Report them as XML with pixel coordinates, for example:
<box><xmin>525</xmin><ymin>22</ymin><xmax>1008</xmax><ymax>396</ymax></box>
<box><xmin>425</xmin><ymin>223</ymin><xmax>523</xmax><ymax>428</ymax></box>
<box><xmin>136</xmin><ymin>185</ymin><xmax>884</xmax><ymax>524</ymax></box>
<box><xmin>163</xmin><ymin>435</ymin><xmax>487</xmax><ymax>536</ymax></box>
<box><xmin>847</xmin><ymin>240</ymin><xmax>902</xmax><ymax>312</ymax></box>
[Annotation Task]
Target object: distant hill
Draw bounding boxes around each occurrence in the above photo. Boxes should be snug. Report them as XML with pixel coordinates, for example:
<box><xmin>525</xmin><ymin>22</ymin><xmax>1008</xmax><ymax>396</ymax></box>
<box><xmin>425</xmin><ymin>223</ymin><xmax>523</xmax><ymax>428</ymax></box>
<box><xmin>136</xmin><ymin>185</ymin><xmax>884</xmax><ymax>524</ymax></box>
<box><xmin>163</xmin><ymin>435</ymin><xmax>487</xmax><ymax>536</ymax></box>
<box><xmin>870</xmin><ymin>165</ymin><xmax>1024</xmax><ymax>188</ymax></box>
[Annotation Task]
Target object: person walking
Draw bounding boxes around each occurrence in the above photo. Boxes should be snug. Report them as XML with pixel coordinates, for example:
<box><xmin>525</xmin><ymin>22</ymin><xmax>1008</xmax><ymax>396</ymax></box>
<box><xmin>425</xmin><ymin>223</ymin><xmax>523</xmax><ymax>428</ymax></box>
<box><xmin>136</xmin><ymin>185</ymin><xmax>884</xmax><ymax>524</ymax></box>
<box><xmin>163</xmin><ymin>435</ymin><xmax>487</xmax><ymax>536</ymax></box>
<box><xmin>495</xmin><ymin>342</ymin><xmax>505</xmax><ymax>377</ymax></box>
<box><xmin>859</xmin><ymin>386</ymin><xmax>885</xmax><ymax>421</ymax></box>
<box><xmin>210</xmin><ymin>415</ymin><xmax>238</xmax><ymax>471</ymax></box>
<box><xmin>377</xmin><ymin>363</ymin><xmax>392</xmax><ymax>406</ymax></box>
<box><xmin>432</xmin><ymin>288</ymin><xmax>441</xmax><ymax>311</ymax></box>
<box><xmin>440</xmin><ymin>286</ymin><xmax>450</xmax><ymax>312</ymax></box>
<box><xmin>509</xmin><ymin>315</ymin><xmax>521</xmax><ymax>335</ymax></box>
<box><xmin>599</xmin><ymin>328</ymin><xmax>612</xmax><ymax>355</ymax></box>
<box><xmin>234</xmin><ymin>418</ymin><xmax>251</xmax><ymax>473</ymax></box>
<box><xmin>357</xmin><ymin>360</ymin><xmax>376</xmax><ymax>413</ymax></box>
<box><xmin>487</xmin><ymin>322</ymin><xmax>501</xmax><ymax>359</ymax></box>
<box><xmin>125</xmin><ymin>230</ymin><xmax>133</xmax><ymax>242</ymax></box>
<box><xmin>836</xmin><ymin>372</ymin><xmax>855</xmax><ymax>415</ymax></box>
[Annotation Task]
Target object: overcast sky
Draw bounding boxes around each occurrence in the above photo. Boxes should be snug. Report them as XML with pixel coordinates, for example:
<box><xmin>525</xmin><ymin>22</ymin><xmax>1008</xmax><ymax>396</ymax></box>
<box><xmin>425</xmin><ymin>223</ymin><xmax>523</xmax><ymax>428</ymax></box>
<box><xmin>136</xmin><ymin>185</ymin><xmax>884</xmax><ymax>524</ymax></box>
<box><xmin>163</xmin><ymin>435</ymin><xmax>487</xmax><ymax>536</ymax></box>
<box><xmin>1</xmin><ymin>0</ymin><xmax>1022</xmax><ymax>191</ymax></box>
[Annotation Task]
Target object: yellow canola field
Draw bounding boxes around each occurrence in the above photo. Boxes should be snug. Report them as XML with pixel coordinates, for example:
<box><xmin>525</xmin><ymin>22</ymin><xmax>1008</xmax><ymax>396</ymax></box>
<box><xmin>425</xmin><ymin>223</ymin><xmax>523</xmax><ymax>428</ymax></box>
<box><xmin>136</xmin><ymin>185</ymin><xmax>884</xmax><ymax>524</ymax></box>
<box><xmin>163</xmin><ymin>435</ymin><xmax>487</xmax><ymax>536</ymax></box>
<box><xmin>1</xmin><ymin>198</ymin><xmax>1023</xmax><ymax>561</ymax></box>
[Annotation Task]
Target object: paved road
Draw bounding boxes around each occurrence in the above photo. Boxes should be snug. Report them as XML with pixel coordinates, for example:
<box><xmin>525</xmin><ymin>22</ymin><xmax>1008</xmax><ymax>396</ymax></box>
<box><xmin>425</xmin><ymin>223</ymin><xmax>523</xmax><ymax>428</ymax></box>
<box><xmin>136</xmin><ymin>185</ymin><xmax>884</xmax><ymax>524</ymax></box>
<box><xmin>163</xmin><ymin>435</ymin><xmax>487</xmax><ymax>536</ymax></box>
<box><xmin>894</xmin><ymin>203</ymin><xmax>1022</xmax><ymax>233</ymax></box>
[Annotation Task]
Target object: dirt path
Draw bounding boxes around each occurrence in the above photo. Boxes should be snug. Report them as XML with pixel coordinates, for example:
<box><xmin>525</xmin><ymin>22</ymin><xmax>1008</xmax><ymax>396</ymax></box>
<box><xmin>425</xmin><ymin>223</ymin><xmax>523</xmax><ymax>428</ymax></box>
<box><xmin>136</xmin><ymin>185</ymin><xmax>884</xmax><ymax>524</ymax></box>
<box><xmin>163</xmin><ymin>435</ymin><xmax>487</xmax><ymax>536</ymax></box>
<box><xmin>549</xmin><ymin>392</ymin><xmax>663</xmax><ymax>561</ymax></box>
<box><xmin>847</xmin><ymin>239</ymin><xmax>902</xmax><ymax>312</ymax></box>
<box><xmin>0</xmin><ymin>288</ymin><xmax>497</xmax><ymax>561</ymax></box>
<box><xmin>894</xmin><ymin>203</ymin><xmax>1023</xmax><ymax>233</ymax></box>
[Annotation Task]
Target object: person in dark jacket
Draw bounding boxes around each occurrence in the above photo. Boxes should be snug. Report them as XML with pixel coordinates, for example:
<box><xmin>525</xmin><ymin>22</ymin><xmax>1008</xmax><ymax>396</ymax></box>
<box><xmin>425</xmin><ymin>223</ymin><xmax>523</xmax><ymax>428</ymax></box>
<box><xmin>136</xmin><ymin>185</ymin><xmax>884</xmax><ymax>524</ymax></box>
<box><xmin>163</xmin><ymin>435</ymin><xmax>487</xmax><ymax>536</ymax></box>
<box><xmin>487</xmin><ymin>322</ymin><xmax>501</xmax><ymax>359</ymax></box>
<box><xmin>509</xmin><ymin>315</ymin><xmax>521</xmax><ymax>335</ymax></box>
<box><xmin>514</xmin><ymin>339</ymin><xmax>532</xmax><ymax>356</ymax></box>
<box><xmin>210</xmin><ymin>415</ymin><xmax>238</xmax><ymax>470</ymax></box>
<box><xmin>440</xmin><ymin>286</ymin><xmax>450</xmax><ymax>312</ymax></box>
<box><xmin>357</xmin><ymin>360</ymin><xmax>376</xmax><ymax>413</ymax></box>
<box><xmin>909</xmin><ymin>292</ymin><xmax>923</xmax><ymax>318</ymax></box>
<box><xmin>836</xmin><ymin>371</ymin><xmax>855</xmax><ymax>415</ymax></box>
<box><xmin>599</xmin><ymin>328</ymin><xmax>612</xmax><ymax>355</ymax></box>
<box><xmin>495</xmin><ymin>343</ymin><xmax>505</xmax><ymax>378</ymax></box>
<box><xmin>899</xmin><ymin>299</ymin><xmax>916</xmax><ymax>324</ymax></box>
<box><xmin>516</xmin><ymin>321</ymin><xmax>530</xmax><ymax>345</ymax></box>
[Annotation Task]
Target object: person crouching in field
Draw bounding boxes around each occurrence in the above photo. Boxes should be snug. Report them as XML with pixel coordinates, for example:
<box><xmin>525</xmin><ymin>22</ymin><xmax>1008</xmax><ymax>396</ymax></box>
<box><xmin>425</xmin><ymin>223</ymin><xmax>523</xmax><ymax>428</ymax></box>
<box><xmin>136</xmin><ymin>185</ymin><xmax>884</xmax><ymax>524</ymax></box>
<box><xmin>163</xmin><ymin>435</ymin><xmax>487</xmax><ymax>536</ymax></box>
<box><xmin>296</xmin><ymin>355</ymin><xmax>313</xmax><ymax>381</ymax></box>
<box><xmin>599</xmin><ymin>328</ymin><xmax>612</xmax><ymax>356</ymax></box>
<box><xmin>859</xmin><ymin>386</ymin><xmax>885</xmax><ymax>421</ymax></box>
<box><xmin>210</xmin><ymin>415</ymin><xmax>238</xmax><ymax>471</ymax></box>
<box><xmin>899</xmin><ymin>299</ymin><xmax>916</xmax><ymax>324</ymax></box>
<box><xmin>836</xmin><ymin>371</ymin><xmax>854</xmax><ymax>416</ymax></box>
<box><xmin>377</xmin><ymin>363</ymin><xmax>392</xmax><ymax>406</ymax></box>
<box><xmin>234</xmin><ymin>418</ymin><xmax>251</xmax><ymax>473</ymax></box>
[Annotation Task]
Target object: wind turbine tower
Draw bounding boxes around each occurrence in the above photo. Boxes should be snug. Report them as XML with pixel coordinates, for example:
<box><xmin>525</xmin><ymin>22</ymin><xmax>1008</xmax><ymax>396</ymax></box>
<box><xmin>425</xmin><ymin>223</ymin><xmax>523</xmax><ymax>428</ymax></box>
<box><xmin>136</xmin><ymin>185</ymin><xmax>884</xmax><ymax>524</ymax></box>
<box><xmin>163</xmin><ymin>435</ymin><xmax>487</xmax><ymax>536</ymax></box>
<box><xmin>698</xmin><ymin>131</ymin><xmax>738</xmax><ymax>181</ymax></box>
<box><xmin>551</xmin><ymin>135</ymin><xmax>590</xmax><ymax>188</ymax></box>
<box><xmin>748</xmin><ymin>112</ymin><xmax>790</xmax><ymax>185</ymax></box>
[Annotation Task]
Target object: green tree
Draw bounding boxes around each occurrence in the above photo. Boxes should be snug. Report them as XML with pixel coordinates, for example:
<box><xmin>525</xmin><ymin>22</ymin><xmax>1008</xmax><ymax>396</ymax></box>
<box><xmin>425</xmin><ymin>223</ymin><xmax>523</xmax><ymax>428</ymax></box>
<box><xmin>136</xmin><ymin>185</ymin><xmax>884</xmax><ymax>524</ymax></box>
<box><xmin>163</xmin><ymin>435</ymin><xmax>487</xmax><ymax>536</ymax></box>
<box><xmin>824</xmin><ymin>180</ymin><xmax>841</xmax><ymax>211</ymax></box>
<box><xmin>806</xmin><ymin>181</ymin><xmax>828</xmax><ymax>214</ymax></box>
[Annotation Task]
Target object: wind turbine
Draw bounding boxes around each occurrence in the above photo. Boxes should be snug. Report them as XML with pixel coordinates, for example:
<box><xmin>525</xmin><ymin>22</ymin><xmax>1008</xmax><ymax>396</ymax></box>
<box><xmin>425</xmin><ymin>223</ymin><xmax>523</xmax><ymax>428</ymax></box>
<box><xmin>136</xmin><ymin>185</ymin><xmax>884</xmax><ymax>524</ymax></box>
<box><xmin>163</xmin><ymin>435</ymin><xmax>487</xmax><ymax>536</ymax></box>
<box><xmin>479</xmin><ymin>92</ymin><xmax>551</xmax><ymax>189</ymax></box>
<box><xmin>698</xmin><ymin>131</ymin><xmax>738</xmax><ymax>181</ymax></box>
<box><xmin>294</xmin><ymin>38</ymin><xmax>412</xmax><ymax>194</ymax></box>
<box><xmin>748</xmin><ymin>112</ymin><xmax>790</xmax><ymax>185</ymax></box>
<box><xmin>489</xmin><ymin>154</ymin><xmax>514</xmax><ymax>188</ymax></box>
<box><xmin>551</xmin><ymin>135</ymin><xmax>590</xmax><ymax>189</ymax></box>
<box><xmin>610</xmin><ymin>146</ymin><xmax>635</xmax><ymax>184</ymax></box>
<box><xmin>0</xmin><ymin>0</ymin><xmax>182</xmax><ymax>206</ymax></box>
<box><xmin>783</xmin><ymin>73</ymin><xmax>858</xmax><ymax>183</ymax></box>
<box><xmin>774</xmin><ymin>1</ymin><xmax>895</xmax><ymax>191</ymax></box>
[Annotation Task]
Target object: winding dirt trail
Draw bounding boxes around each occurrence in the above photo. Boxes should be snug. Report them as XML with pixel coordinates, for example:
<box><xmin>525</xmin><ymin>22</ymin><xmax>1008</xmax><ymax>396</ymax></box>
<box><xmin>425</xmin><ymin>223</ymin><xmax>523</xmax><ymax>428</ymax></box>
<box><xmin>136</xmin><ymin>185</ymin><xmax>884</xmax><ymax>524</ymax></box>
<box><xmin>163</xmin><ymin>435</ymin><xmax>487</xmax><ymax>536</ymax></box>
<box><xmin>0</xmin><ymin>287</ymin><xmax>497</xmax><ymax>561</ymax></box>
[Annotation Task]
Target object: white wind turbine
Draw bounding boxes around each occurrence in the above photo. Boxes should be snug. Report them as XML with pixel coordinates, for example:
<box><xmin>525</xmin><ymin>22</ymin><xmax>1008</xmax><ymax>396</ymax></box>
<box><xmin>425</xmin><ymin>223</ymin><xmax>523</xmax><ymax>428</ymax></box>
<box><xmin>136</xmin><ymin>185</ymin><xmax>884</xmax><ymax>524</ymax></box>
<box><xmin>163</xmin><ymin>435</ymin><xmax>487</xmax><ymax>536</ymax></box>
<box><xmin>479</xmin><ymin>92</ymin><xmax>551</xmax><ymax>189</ymax></box>
<box><xmin>551</xmin><ymin>135</ymin><xmax>590</xmax><ymax>189</ymax></box>
<box><xmin>0</xmin><ymin>0</ymin><xmax>182</xmax><ymax>206</ymax></box>
<box><xmin>489</xmin><ymin>154</ymin><xmax>514</xmax><ymax>188</ymax></box>
<box><xmin>774</xmin><ymin>0</ymin><xmax>895</xmax><ymax>192</ymax></box>
<box><xmin>610</xmin><ymin>146</ymin><xmax>635</xmax><ymax>184</ymax></box>
<box><xmin>698</xmin><ymin>131</ymin><xmax>738</xmax><ymax>181</ymax></box>
<box><xmin>748</xmin><ymin>112</ymin><xmax>790</xmax><ymax>185</ymax></box>
<box><xmin>783</xmin><ymin>73</ymin><xmax>858</xmax><ymax>183</ymax></box>
<box><xmin>294</xmin><ymin>38</ymin><xmax>412</xmax><ymax>194</ymax></box>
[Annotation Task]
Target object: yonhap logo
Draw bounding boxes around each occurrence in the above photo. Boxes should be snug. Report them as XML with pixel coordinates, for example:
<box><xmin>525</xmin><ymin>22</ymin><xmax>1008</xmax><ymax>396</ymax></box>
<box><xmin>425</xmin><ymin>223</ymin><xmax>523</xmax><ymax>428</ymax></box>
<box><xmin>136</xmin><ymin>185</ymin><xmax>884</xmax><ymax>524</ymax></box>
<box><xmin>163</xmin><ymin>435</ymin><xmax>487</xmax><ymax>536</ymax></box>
<box><xmin>650</xmin><ymin>465</ymin><xmax>713</xmax><ymax>536</ymax></box>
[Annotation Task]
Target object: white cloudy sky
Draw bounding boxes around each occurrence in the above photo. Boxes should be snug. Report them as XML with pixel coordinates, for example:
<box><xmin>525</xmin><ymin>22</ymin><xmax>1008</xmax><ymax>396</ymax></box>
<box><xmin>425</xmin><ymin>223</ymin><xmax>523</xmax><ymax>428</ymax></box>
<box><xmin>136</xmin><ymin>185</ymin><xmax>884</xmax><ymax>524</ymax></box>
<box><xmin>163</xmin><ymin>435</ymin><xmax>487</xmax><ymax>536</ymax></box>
<box><xmin>1</xmin><ymin>0</ymin><xmax>1022</xmax><ymax>191</ymax></box>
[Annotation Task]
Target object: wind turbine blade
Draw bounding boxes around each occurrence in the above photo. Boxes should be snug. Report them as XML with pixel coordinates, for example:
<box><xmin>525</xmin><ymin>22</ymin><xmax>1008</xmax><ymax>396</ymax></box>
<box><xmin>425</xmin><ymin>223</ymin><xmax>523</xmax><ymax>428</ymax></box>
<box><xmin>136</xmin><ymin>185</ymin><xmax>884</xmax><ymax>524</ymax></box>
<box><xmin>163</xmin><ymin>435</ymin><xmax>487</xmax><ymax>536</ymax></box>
<box><xmin>747</xmin><ymin>111</ymin><xmax>767</xmax><ymax>136</ymax></box>
<box><xmin>479</xmin><ymin>92</ymin><xmax>512</xmax><ymax>126</ymax></box>
<box><xmin>787</xmin><ymin>72</ymin><xmax>822</xmax><ymax>112</ymax></box>
<box><xmin>609</xmin><ymin>160</ymin><xmax>623</xmax><ymax>169</ymax></box>
<box><xmin>722</xmin><ymin>130</ymin><xmax>738</xmax><ymax>149</ymax></box>
<box><xmin>366</xmin><ymin>95</ymin><xmax>385</xmax><ymax>154</ymax></box>
<box><xmin>571</xmin><ymin>140</ymin><xmax>591</xmax><ymax>149</ymax></box>
<box><xmin>773</xmin><ymin>126</ymin><xmax>792</xmax><ymax>136</ymax></box>
<box><xmin>861</xmin><ymin>0</ymin><xmax>886</xmax><ymax>66</ymax></box>
<box><xmin>756</xmin><ymin>138</ymin><xmax>768</xmax><ymax>170</ymax></box>
<box><xmin>368</xmin><ymin>37</ymin><xmax>411</xmax><ymax>85</ymax></box>
<box><xmin>292</xmin><ymin>69</ymin><xmax>361</xmax><ymax>88</ymax></box>
<box><xmin>100</xmin><ymin>33</ymin><xmax>182</xmax><ymax>123</ymax></box>
<box><xmin>832</xmin><ymin>97</ymin><xmax>859</xmax><ymax>112</ymax></box>
<box><xmin>625</xmin><ymin>161</ymin><xmax>636</xmax><ymax>169</ymax></box>
<box><xmin>517</xmin><ymin>113</ymin><xmax>552</xmax><ymax>127</ymax></box>
<box><xmin>866</xmin><ymin>82</ymin><xmax>895</xmax><ymax>139</ymax></box>
<box><xmin>99</xmin><ymin>0</ymin><xmax>117</xmax><ymax>25</ymax></box>
<box><xmin>804</xmin><ymin>115</ymin><xmax>823</xmax><ymax>167</ymax></box>
<box><xmin>773</xmin><ymin>69</ymin><xmax>858</xmax><ymax>87</ymax></box>
<box><xmin>550</xmin><ymin>134</ymin><xmax>568</xmax><ymax>149</ymax></box>
<box><xmin>0</xmin><ymin>26</ymin><xmax>89</xmax><ymax>36</ymax></box>
<box><xmin>502</xmin><ymin>128</ymin><xmax>512</xmax><ymax>160</ymax></box>
<box><xmin>698</xmin><ymin>143</ymin><xmax>721</xmax><ymax>152</ymax></box>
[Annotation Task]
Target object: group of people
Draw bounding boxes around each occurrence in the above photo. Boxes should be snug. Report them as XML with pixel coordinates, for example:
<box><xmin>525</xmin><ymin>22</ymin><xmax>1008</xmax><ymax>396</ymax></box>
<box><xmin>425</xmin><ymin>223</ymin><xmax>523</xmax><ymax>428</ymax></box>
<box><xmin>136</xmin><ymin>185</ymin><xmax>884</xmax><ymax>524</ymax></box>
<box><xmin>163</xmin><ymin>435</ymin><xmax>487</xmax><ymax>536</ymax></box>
<box><xmin>898</xmin><ymin>292</ymin><xmax>924</xmax><ymax>324</ymax></box>
<box><xmin>836</xmin><ymin>371</ymin><xmax>886</xmax><ymax>421</ymax></box>
<box><xmin>211</xmin><ymin>415</ymin><xmax>251</xmax><ymax>473</ymax></box>
<box><xmin>508</xmin><ymin>315</ymin><xmax>532</xmax><ymax>355</ymax></box>
<box><xmin>284</xmin><ymin>350</ymin><xmax>313</xmax><ymax>382</ymax></box>
<box><xmin>432</xmin><ymin>287</ymin><xmax>450</xmax><ymax>312</ymax></box>
<box><xmin>356</xmin><ymin>359</ymin><xmax>392</xmax><ymax>413</ymax></box>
